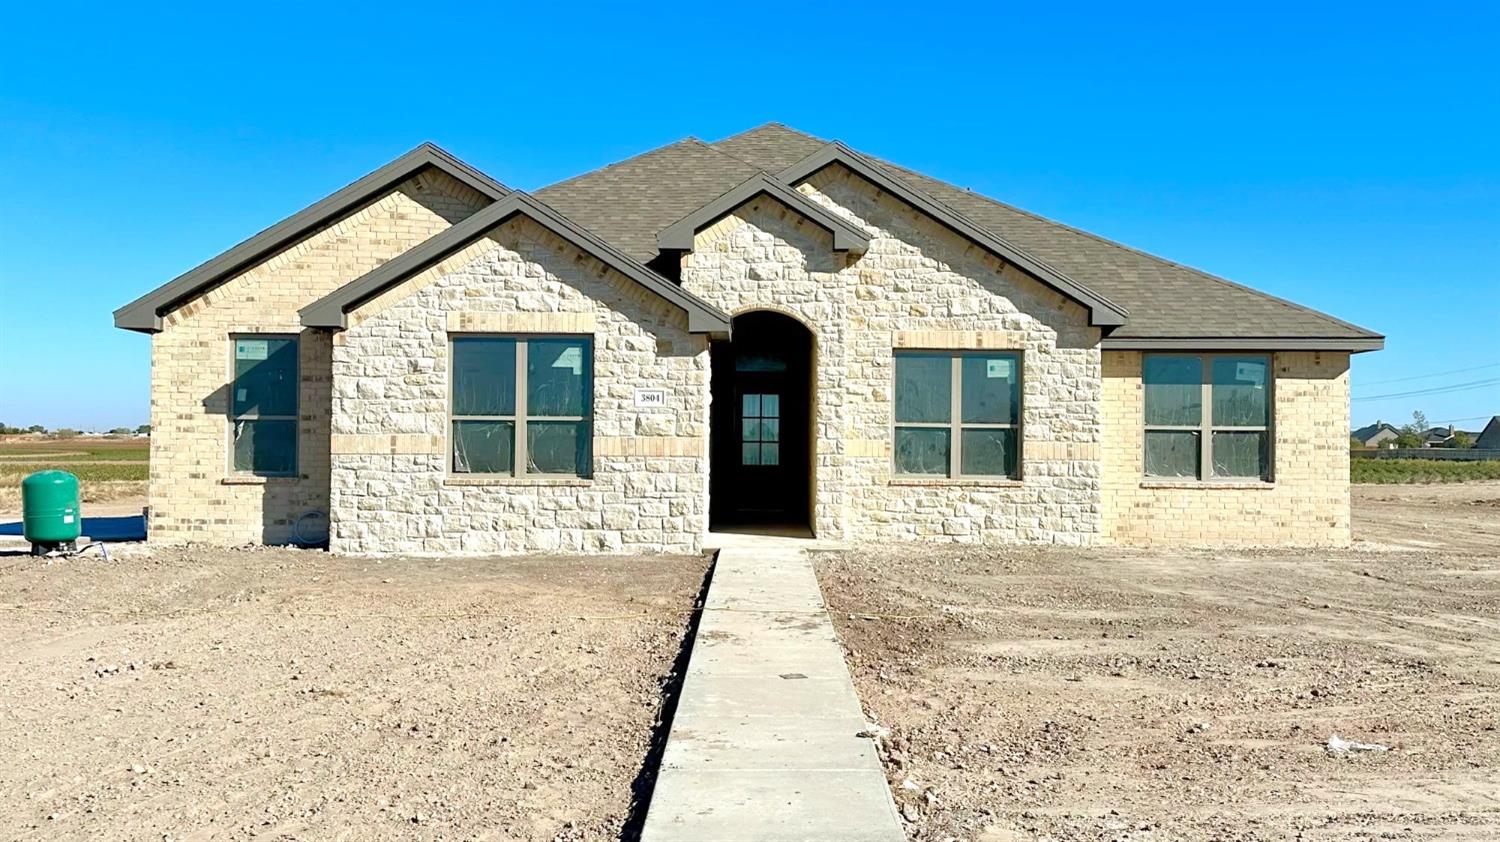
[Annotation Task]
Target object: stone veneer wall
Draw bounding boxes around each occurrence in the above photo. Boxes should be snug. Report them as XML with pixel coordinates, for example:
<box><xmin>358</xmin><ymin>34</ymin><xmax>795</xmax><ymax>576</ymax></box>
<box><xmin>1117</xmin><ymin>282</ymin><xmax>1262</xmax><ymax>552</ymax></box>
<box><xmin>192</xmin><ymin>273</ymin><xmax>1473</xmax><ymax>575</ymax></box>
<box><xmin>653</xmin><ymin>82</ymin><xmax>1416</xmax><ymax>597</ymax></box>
<box><xmin>1100</xmin><ymin>350</ymin><xmax>1352</xmax><ymax>546</ymax></box>
<box><xmin>326</xmin><ymin>217</ymin><xmax>709</xmax><ymax>555</ymax></box>
<box><xmin>144</xmin><ymin>171</ymin><xmax>488</xmax><ymax>544</ymax></box>
<box><xmin>681</xmin><ymin>164</ymin><xmax>1104</xmax><ymax>545</ymax></box>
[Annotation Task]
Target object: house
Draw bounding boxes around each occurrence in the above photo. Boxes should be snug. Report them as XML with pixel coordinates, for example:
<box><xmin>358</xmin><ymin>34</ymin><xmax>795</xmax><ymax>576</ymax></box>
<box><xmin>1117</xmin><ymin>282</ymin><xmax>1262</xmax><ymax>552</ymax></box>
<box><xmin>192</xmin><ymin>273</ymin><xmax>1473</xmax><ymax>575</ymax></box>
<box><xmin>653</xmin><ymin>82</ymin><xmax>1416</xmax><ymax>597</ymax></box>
<box><xmin>113</xmin><ymin>124</ymin><xmax>1383</xmax><ymax>553</ymax></box>
<box><xmin>1352</xmin><ymin>421</ymin><xmax>1400</xmax><ymax>448</ymax></box>
<box><xmin>1475</xmin><ymin>416</ymin><xmax>1500</xmax><ymax>450</ymax></box>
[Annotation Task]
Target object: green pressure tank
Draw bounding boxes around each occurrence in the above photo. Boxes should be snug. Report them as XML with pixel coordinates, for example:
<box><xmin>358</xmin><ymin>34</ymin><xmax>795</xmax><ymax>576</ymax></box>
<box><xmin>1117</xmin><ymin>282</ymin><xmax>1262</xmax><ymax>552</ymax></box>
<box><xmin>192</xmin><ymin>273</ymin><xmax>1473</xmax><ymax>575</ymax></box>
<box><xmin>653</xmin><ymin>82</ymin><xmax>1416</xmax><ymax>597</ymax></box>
<box><xmin>21</xmin><ymin>470</ymin><xmax>82</xmax><ymax>554</ymax></box>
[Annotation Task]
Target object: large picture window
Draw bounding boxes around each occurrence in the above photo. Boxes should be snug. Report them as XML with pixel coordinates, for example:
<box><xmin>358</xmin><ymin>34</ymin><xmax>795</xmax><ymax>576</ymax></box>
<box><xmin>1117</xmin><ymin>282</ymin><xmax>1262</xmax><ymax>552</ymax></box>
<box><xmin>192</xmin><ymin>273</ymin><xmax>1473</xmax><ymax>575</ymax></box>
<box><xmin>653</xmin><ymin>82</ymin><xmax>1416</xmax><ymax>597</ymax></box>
<box><xmin>230</xmin><ymin>335</ymin><xmax>299</xmax><ymax>476</ymax></box>
<box><xmin>1143</xmin><ymin>354</ymin><xmax>1272</xmax><ymax>481</ymax></box>
<box><xmin>893</xmin><ymin>351</ymin><xmax>1021</xmax><ymax>479</ymax></box>
<box><xmin>450</xmin><ymin>336</ymin><xmax>593</xmax><ymax>478</ymax></box>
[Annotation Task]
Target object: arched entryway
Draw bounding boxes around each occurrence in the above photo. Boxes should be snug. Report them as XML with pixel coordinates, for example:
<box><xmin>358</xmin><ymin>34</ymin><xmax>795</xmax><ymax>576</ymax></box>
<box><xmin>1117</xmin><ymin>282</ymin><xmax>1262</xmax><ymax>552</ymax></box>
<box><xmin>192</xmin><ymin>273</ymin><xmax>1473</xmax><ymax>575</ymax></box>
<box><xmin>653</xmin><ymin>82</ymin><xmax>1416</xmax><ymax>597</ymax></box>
<box><xmin>709</xmin><ymin>311</ymin><xmax>815</xmax><ymax>533</ymax></box>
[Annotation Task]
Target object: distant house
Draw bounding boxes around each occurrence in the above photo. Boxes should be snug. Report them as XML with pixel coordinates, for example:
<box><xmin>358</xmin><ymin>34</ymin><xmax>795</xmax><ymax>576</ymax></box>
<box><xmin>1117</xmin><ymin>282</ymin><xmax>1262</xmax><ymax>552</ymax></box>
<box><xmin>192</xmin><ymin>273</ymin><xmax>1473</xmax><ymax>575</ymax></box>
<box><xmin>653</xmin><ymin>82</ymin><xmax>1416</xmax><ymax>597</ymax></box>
<box><xmin>1475</xmin><ymin>416</ymin><xmax>1500</xmax><ymax>450</ymax></box>
<box><xmin>1352</xmin><ymin>421</ymin><xmax>1400</xmax><ymax>448</ymax></box>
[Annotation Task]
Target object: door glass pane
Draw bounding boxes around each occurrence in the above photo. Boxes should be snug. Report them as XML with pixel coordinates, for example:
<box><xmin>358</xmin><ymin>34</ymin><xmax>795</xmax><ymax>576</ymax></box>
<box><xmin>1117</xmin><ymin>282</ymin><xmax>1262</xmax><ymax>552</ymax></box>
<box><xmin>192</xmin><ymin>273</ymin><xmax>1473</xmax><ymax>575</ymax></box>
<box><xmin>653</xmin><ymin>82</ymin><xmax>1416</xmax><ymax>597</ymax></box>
<box><xmin>761</xmin><ymin>394</ymin><xmax>780</xmax><ymax>417</ymax></box>
<box><xmin>741</xmin><ymin>442</ymin><xmax>761</xmax><ymax>465</ymax></box>
<box><xmin>452</xmin><ymin>420</ymin><xmax>514</xmax><ymax>474</ymax></box>
<box><xmin>528</xmin><ymin>338</ymin><xmax>591</xmax><ymax>417</ymax></box>
<box><xmin>232</xmin><ymin>419</ymin><xmax>296</xmax><ymax>475</ymax></box>
<box><xmin>452</xmin><ymin>338</ymin><xmax>516</xmax><ymax>416</ymax></box>
<box><xmin>762</xmin><ymin>418</ymin><xmax>780</xmax><ymax>442</ymax></box>
<box><xmin>960</xmin><ymin>428</ymin><xmax>1018</xmax><ymax>477</ymax></box>
<box><xmin>894</xmin><ymin>427</ymin><xmax>950</xmax><ymax>475</ymax></box>
<box><xmin>895</xmin><ymin>354</ymin><xmax>951</xmax><ymax>423</ymax></box>
<box><xmin>1143</xmin><ymin>356</ymin><xmax>1202</xmax><ymax>426</ymax></box>
<box><xmin>761</xmin><ymin>443</ymin><xmax>780</xmax><ymax>466</ymax></box>
<box><xmin>961</xmin><ymin>355</ymin><xmax>1019</xmax><ymax>424</ymax></box>
<box><xmin>742</xmin><ymin>419</ymin><xmax>761</xmax><ymax>442</ymax></box>
<box><xmin>1211</xmin><ymin>357</ymin><xmax>1269</xmax><ymax>427</ymax></box>
<box><xmin>1212</xmin><ymin>431</ymin><xmax>1267</xmax><ymax>479</ymax></box>
<box><xmin>1144</xmin><ymin>430</ymin><xmax>1199</xmax><ymax>478</ymax></box>
<box><xmin>742</xmin><ymin>393</ymin><xmax>760</xmax><ymax>416</ymax></box>
<box><xmin>233</xmin><ymin>337</ymin><xmax>298</xmax><ymax>417</ymax></box>
<box><xmin>528</xmin><ymin>420</ymin><xmax>591</xmax><ymax>476</ymax></box>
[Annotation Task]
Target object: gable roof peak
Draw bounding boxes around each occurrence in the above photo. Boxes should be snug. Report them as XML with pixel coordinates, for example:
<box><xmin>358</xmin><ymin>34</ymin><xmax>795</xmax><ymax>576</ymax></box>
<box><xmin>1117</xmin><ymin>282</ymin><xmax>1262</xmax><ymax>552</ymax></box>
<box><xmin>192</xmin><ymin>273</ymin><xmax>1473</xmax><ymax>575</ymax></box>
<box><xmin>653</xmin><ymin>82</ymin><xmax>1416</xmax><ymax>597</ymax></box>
<box><xmin>114</xmin><ymin>142</ymin><xmax>510</xmax><ymax>332</ymax></box>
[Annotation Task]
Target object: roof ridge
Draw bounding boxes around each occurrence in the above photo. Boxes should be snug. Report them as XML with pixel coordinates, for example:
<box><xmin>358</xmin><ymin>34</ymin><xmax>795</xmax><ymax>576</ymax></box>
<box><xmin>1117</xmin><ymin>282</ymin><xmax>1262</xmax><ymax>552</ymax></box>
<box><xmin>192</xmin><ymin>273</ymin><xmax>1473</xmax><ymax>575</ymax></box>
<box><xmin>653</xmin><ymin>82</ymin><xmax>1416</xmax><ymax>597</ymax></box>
<box><xmin>712</xmin><ymin>121</ymin><xmax>828</xmax><ymax>147</ymax></box>
<box><xmin>874</xmin><ymin>157</ymin><xmax>1381</xmax><ymax>339</ymax></box>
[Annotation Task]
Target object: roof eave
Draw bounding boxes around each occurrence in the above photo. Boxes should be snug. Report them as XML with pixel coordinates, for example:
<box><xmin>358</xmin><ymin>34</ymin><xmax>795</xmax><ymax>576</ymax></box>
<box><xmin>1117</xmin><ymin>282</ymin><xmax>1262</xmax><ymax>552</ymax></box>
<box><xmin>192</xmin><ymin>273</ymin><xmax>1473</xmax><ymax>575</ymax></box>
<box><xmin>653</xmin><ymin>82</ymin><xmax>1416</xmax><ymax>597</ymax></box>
<box><xmin>1100</xmin><ymin>335</ymin><xmax>1385</xmax><ymax>353</ymax></box>
<box><xmin>777</xmin><ymin>142</ymin><xmax>1130</xmax><ymax>330</ymax></box>
<box><xmin>114</xmin><ymin>143</ymin><xmax>510</xmax><ymax>334</ymax></box>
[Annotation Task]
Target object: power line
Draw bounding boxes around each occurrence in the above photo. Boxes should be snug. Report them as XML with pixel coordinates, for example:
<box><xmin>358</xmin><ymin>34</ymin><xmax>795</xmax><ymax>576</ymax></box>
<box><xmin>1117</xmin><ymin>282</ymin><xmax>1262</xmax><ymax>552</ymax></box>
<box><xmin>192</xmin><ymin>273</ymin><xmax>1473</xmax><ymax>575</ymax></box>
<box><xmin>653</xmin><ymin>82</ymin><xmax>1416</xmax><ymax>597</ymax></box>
<box><xmin>1355</xmin><ymin>361</ymin><xmax>1500</xmax><ymax>387</ymax></box>
<box><xmin>1351</xmin><ymin>378</ymin><xmax>1500</xmax><ymax>402</ymax></box>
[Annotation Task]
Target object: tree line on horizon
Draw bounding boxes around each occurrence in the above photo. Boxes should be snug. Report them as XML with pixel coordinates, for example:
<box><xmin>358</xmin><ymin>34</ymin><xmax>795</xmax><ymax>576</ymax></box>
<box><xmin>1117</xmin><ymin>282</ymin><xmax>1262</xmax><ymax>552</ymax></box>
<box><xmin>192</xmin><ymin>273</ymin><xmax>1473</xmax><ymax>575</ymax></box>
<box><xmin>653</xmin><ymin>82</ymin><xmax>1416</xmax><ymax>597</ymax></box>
<box><xmin>0</xmin><ymin>423</ymin><xmax>150</xmax><ymax>437</ymax></box>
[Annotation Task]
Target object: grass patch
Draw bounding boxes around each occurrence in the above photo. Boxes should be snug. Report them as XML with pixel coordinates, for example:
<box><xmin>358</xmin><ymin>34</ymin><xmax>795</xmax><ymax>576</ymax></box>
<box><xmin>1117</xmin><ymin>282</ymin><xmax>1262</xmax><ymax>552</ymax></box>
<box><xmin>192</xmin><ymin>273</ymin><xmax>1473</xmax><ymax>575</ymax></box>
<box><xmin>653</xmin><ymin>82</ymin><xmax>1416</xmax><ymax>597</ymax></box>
<box><xmin>0</xmin><ymin>438</ymin><xmax>148</xmax><ymax>462</ymax></box>
<box><xmin>0</xmin><ymin>461</ymin><xmax>149</xmax><ymax>481</ymax></box>
<box><xmin>0</xmin><ymin>437</ymin><xmax>151</xmax><ymax>488</ymax></box>
<box><xmin>1351</xmin><ymin>457</ymin><xmax>1500</xmax><ymax>484</ymax></box>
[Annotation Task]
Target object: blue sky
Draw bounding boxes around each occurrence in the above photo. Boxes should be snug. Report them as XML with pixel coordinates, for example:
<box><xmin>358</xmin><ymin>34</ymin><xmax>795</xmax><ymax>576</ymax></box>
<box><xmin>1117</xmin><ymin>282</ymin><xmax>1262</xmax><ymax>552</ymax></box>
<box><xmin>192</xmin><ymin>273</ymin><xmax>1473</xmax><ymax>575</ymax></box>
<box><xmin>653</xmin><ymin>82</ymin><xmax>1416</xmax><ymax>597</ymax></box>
<box><xmin>1</xmin><ymin>1</ymin><xmax>1496</xmax><ymax>431</ymax></box>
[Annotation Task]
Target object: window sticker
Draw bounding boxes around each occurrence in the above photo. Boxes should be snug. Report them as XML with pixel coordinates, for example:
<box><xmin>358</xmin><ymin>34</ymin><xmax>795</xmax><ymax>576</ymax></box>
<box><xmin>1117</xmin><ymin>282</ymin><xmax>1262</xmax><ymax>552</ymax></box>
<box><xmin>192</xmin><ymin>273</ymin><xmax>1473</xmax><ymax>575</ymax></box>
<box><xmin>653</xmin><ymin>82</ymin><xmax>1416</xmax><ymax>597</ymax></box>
<box><xmin>236</xmin><ymin>339</ymin><xmax>269</xmax><ymax>361</ymax></box>
<box><xmin>986</xmin><ymin>358</ymin><xmax>1014</xmax><ymax>379</ymax></box>
<box><xmin>552</xmin><ymin>346</ymin><xmax>583</xmax><ymax>375</ymax></box>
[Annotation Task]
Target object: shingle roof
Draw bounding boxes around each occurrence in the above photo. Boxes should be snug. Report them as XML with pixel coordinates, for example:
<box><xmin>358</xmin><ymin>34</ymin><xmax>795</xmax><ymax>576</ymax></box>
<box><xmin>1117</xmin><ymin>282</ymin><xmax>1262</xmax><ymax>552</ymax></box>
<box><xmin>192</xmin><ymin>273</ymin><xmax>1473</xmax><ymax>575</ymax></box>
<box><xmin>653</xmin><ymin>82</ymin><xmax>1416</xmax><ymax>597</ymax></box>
<box><xmin>540</xmin><ymin>122</ymin><xmax>1382</xmax><ymax>347</ymax></box>
<box><xmin>536</xmin><ymin>140</ymin><xmax>760</xmax><ymax>263</ymax></box>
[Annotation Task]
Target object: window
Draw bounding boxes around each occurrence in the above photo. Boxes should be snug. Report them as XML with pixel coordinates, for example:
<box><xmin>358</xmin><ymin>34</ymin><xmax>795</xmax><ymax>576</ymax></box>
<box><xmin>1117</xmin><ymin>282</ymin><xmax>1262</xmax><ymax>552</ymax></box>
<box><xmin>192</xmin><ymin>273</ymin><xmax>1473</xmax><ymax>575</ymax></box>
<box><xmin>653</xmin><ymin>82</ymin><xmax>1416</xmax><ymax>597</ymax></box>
<box><xmin>230</xmin><ymin>335</ymin><xmax>298</xmax><ymax>476</ymax></box>
<box><xmin>450</xmin><ymin>336</ymin><xmax>593</xmax><ymax>477</ymax></box>
<box><xmin>741</xmin><ymin>393</ymin><xmax>780</xmax><ymax>466</ymax></box>
<box><xmin>1143</xmin><ymin>354</ymin><xmax>1271</xmax><ymax>481</ymax></box>
<box><xmin>893</xmin><ymin>351</ymin><xmax>1021</xmax><ymax>479</ymax></box>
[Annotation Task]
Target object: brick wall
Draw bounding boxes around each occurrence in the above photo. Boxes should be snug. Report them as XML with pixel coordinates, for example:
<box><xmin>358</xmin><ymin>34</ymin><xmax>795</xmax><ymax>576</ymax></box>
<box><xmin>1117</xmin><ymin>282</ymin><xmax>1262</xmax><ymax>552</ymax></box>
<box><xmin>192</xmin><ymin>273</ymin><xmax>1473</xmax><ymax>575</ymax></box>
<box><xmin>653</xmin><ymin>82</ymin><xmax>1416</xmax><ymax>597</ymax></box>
<box><xmin>1100</xmin><ymin>350</ymin><xmax>1352</xmax><ymax>546</ymax></box>
<box><xmin>145</xmin><ymin>172</ymin><xmax>488</xmax><ymax>544</ymax></box>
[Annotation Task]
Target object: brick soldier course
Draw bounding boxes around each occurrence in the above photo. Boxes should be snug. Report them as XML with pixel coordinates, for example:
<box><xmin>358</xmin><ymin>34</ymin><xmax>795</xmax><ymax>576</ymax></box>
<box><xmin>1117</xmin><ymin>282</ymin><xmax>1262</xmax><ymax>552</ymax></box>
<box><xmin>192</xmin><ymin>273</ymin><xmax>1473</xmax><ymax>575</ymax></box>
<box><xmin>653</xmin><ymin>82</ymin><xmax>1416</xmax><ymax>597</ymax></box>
<box><xmin>115</xmin><ymin>124</ymin><xmax>1382</xmax><ymax>552</ymax></box>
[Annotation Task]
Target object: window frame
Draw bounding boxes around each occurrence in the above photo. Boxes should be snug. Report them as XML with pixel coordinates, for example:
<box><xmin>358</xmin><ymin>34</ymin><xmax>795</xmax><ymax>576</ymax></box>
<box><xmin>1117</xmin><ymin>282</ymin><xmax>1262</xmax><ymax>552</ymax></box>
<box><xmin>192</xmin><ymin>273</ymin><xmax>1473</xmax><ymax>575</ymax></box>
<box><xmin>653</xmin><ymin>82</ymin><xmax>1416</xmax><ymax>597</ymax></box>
<box><xmin>891</xmin><ymin>349</ymin><xmax>1024</xmax><ymax>481</ymax></box>
<box><xmin>447</xmin><ymin>334</ymin><xmax>594</xmax><ymax>479</ymax></box>
<box><xmin>227</xmin><ymin>333</ymin><xmax>300</xmax><ymax>478</ymax></box>
<box><xmin>1142</xmin><ymin>352</ymin><xmax>1275</xmax><ymax>483</ymax></box>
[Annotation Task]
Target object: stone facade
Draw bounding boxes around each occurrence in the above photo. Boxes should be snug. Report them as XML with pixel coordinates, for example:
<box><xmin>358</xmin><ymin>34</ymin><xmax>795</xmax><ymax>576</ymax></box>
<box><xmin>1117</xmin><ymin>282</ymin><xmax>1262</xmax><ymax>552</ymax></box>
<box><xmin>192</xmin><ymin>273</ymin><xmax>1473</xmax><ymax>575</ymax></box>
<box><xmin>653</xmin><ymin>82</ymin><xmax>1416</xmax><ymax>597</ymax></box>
<box><xmin>145</xmin><ymin>172</ymin><xmax>488</xmax><ymax>544</ymax></box>
<box><xmin>681</xmin><ymin>165</ymin><xmax>1103</xmax><ymax>545</ymax></box>
<box><xmin>326</xmin><ymin>217</ymin><xmax>709</xmax><ymax>555</ymax></box>
<box><xmin>1100</xmin><ymin>350</ymin><xmax>1352</xmax><ymax>546</ymax></box>
<box><xmin>139</xmin><ymin>159</ymin><xmax>1355</xmax><ymax>553</ymax></box>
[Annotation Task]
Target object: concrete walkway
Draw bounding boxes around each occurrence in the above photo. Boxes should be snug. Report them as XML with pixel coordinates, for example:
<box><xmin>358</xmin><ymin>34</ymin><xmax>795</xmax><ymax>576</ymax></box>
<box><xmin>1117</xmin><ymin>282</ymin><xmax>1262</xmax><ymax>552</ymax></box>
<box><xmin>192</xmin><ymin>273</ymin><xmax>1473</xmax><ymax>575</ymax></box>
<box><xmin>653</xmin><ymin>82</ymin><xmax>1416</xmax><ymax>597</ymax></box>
<box><xmin>641</xmin><ymin>546</ymin><xmax>904</xmax><ymax>842</ymax></box>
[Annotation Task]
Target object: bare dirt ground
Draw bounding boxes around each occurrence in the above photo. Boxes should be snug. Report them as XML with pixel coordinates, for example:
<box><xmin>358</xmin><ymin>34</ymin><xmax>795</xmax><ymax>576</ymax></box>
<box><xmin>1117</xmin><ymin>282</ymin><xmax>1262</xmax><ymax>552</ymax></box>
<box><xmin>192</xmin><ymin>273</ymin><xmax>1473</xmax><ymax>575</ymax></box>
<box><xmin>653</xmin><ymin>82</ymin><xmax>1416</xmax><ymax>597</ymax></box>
<box><xmin>819</xmin><ymin>482</ymin><xmax>1500</xmax><ymax>841</ymax></box>
<box><xmin>0</xmin><ymin>546</ymin><xmax>709</xmax><ymax>841</ymax></box>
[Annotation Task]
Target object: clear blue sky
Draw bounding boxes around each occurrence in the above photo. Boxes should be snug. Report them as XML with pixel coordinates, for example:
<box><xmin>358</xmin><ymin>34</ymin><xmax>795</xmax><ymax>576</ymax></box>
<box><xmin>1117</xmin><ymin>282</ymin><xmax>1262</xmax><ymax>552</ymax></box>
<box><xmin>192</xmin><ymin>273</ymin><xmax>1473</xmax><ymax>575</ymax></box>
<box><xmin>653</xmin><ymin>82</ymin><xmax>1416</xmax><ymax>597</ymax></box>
<box><xmin>2</xmin><ymin>1</ymin><xmax>1496</xmax><ymax>431</ymax></box>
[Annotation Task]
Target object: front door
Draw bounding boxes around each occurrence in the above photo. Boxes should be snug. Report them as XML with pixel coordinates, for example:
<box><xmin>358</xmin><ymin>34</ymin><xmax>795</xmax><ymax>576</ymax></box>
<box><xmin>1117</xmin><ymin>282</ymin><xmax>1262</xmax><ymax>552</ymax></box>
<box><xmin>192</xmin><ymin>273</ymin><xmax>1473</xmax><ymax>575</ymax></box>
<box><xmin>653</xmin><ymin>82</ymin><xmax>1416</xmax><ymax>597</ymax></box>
<box><xmin>732</xmin><ymin>375</ymin><xmax>788</xmax><ymax>521</ymax></box>
<box><xmin>709</xmin><ymin>311</ymin><xmax>813</xmax><ymax>529</ymax></box>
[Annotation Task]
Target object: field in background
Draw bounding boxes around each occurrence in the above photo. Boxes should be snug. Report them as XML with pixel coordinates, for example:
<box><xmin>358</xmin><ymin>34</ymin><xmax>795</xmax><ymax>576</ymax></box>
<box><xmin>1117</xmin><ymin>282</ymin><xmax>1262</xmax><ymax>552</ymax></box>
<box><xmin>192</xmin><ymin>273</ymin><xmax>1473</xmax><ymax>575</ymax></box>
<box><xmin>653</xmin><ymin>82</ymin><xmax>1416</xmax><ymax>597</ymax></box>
<box><xmin>0</xmin><ymin>437</ymin><xmax>148</xmax><ymax>508</ymax></box>
<box><xmin>1351</xmin><ymin>456</ymin><xmax>1500</xmax><ymax>484</ymax></box>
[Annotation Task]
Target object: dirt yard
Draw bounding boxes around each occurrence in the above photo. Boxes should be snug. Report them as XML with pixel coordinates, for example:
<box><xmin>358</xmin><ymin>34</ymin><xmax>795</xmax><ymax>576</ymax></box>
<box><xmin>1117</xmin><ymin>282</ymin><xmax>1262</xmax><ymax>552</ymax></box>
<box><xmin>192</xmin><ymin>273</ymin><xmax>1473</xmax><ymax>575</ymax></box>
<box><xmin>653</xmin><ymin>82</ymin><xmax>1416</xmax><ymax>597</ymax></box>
<box><xmin>0</xmin><ymin>547</ymin><xmax>709</xmax><ymax>841</ymax></box>
<box><xmin>819</xmin><ymin>482</ymin><xmax>1500</xmax><ymax>841</ymax></box>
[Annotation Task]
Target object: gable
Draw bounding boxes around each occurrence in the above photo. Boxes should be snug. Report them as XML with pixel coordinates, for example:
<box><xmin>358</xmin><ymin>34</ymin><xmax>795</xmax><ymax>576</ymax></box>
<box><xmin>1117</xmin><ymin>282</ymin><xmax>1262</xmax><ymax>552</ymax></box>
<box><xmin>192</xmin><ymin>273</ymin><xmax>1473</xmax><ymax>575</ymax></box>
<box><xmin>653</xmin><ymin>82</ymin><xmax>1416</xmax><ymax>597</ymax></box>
<box><xmin>657</xmin><ymin>173</ymin><xmax>869</xmax><ymax>253</ymax></box>
<box><xmin>113</xmin><ymin>143</ymin><xmax>508</xmax><ymax>332</ymax></box>
<box><xmin>301</xmin><ymin>192</ymin><xmax>731</xmax><ymax>335</ymax></box>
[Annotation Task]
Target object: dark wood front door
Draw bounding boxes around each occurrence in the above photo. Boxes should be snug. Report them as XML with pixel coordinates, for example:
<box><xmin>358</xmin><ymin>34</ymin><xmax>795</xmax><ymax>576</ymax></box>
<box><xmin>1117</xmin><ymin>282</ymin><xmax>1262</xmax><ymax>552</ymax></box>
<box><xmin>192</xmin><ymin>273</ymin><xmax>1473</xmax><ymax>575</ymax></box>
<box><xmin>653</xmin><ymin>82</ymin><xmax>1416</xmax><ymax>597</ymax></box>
<box><xmin>710</xmin><ymin>312</ymin><xmax>812</xmax><ymax>529</ymax></box>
